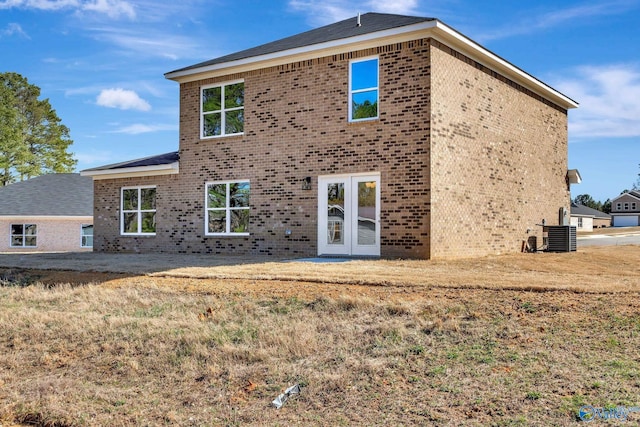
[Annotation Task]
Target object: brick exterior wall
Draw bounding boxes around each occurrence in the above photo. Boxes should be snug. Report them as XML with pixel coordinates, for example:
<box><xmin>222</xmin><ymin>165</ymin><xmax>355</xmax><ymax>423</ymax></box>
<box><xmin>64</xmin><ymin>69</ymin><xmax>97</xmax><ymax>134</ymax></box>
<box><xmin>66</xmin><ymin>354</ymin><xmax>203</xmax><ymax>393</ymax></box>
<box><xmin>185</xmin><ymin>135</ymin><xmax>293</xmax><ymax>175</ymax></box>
<box><xmin>92</xmin><ymin>37</ymin><xmax>571</xmax><ymax>259</ymax></box>
<box><xmin>0</xmin><ymin>218</ymin><xmax>92</xmax><ymax>252</ymax></box>
<box><xmin>429</xmin><ymin>41</ymin><xmax>570</xmax><ymax>257</ymax></box>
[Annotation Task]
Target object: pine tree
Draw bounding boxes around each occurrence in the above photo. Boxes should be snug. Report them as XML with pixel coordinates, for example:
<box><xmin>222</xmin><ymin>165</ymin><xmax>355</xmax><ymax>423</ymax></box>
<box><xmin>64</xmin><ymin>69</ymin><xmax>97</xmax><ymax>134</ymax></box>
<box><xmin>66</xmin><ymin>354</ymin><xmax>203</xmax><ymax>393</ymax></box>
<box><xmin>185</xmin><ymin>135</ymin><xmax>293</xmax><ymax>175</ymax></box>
<box><xmin>0</xmin><ymin>72</ymin><xmax>76</xmax><ymax>185</ymax></box>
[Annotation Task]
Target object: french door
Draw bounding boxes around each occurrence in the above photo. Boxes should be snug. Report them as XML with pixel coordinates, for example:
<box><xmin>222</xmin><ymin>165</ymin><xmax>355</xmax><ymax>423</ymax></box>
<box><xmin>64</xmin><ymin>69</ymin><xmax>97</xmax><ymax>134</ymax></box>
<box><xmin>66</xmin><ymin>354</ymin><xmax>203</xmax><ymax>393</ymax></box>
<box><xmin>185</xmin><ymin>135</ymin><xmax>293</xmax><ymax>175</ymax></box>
<box><xmin>318</xmin><ymin>174</ymin><xmax>380</xmax><ymax>256</ymax></box>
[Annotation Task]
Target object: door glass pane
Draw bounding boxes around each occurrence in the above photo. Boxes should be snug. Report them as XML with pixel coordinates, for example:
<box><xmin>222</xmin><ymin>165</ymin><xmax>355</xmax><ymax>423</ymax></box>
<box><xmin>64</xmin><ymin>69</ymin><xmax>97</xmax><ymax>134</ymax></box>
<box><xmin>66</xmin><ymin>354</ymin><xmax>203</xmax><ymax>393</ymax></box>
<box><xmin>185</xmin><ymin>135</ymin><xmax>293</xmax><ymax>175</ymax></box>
<box><xmin>357</xmin><ymin>181</ymin><xmax>376</xmax><ymax>245</ymax></box>
<box><xmin>327</xmin><ymin>183</ymin><xmax>344</xmax><ymax>245</ymax></box>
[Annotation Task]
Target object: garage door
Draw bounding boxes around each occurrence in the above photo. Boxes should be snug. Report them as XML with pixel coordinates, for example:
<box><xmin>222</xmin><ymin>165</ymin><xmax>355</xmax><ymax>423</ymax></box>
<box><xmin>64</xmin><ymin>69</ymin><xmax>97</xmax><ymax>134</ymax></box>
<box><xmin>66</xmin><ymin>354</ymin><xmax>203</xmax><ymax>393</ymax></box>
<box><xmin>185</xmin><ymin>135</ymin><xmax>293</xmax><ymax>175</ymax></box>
<box><xmin>614</xmin><ymin>216</ymin><xmax>639</xmax><ymax>227</ymax></box>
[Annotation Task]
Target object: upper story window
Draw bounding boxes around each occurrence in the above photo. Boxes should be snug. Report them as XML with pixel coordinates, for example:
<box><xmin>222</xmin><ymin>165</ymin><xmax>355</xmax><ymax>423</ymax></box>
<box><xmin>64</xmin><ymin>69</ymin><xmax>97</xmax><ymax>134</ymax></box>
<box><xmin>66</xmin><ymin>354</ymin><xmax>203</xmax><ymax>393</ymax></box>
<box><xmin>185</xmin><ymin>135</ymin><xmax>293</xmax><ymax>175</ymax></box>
<box><xmin>205</xmin><ymin>181</ymin><xmax>250</xmax><ymax>235</ymax></box>
<box><xmin>349</xmin><ymin>57</ymin><xmax>379</xmax><ymax>122</ymax></box>
<box><xmin>616</xmin><ymin>203</ymin><xmax>622</xmax><ymax>210</ymax></box>
<box><xmin>10</xmin><ymin>224</ymin><xmax>37</xmax><ymax>247</ymax></box>
<box><xmin>633</xmin><ymin>202</ymin><xmax>637</xmax><ymax>210</ymax></box>
<box><xmin>201</xmin><ymin>81</ymin><xmax>244</xmax><ymax>138</ymax></box>
<box><xmin>624</xmin><ymin>202</ymin><xmax>630</xmax><ymax>210</ymax></box>
<box><xmin>121</xmin><ymin>186</ymin><xmax>156</xmax><ymax>235</ymax></box>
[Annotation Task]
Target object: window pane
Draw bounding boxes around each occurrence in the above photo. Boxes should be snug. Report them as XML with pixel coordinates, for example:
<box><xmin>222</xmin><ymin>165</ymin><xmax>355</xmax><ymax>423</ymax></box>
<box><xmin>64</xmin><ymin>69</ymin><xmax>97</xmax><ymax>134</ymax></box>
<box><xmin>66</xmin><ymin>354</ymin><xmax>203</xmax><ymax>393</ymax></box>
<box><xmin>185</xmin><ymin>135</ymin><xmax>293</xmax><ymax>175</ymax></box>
<box><xmin>207</xmin><ymin>184</ymin><xmax>227</xmax><ymax>208</ymax></box>
<box><xmin>225</xmin><ymin>110</ymin><xmax>244</xmax><ymax>134</ymax></box>
<box><xmin>225</xmin><ymin>83</ymin><xmax>244</xmax><ymax>109</ymax></box>
<box><xmin>24</xmin><ymin>224</ymin><xmax>37</xmax><ymax>236</ymax></box>
<box><xmin>204</xmin><ymin>113</ymin><xmax>222</xmax><ymax>137</ymax></box>
<box><xmin>230</xmin><ymin>182</ymin><xmax>250</xmax><ymax>207</ymax></box>
<box><xmin>141</xmin><ymin>188</ymin><xmax>156</xmax><ymax>210</ymax></box>
<box><xmin>10</xmin><ymin>224</ymin><xmax>23</xmax><ymax>236</ymax></box>
<box><xmin>141</xmin><ymin>212</ymin><xmax>156</xmax><ymax>233</ymax></box>
<box><xmin>230</xmin><ymin>209</ymin><xmax>249</xmax><ymax>233</ymax></box>
<box><xmin>208</xmin><ymin>210</ymin><xmax>226</xmax><ymax>233</ymax></box>
<box><xmin>357</xmin><ymin>181</ymin><xmax>376</xmax><ymax>245</ymax></box>
<box><xmin>352</xmin><ymin>91</ymin><xmax>378</xmax><ymax>120</ymax></box>
<box><xmin>82</xmin><ymin>225</ymin><xmax>93</xmax><ymax>236</ymax></box>
<box><xmin>123</xmin><ymin>212</ymin><xmax>138</xmax><ymax>233</ymax></box>
<box><xmin>11</xmin><ymin>236</ymin><xmax>23</xmax><ymax>247</ymax></box>
<box><xmin>82</xmin><ymin>235</ymin><xmax>93</xmax><ymax>247</ymax></box>
<box><xmin>202</xmin><ymin>87</ymin><xmax>221</xmax><ymax>112</ymax></box>
<box><xmin>123</xmin><ymin>189</ymin><xmax>138</xmax><ymax>210</ymax></box>
<box><xmin>327</xmin><ymin>183</ymin><xmax>345</xmax><ymax>245</ymax></box>
<box><xmin>351</xmin><ymin>59</ymin><xmax>378</xmax><ymax>90</ymax></box>
<box><xmin>25</xmin><ymin>236</ymin><xmax>37</xmax><ymax>247</ymax></box>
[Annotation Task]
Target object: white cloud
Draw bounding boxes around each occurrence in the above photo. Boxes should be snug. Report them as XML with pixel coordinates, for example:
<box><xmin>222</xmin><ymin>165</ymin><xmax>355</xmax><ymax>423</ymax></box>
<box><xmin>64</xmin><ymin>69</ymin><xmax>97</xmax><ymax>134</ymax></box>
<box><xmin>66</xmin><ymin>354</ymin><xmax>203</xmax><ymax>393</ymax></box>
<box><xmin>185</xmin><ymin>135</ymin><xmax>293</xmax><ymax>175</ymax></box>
<box><xmin>288</xmin><ymin>0</ymin><xmax>420</xmax><ymax>26</ymax></box>
<box><xmin>0</xmin><ymin>0</ymin><xmax>136</xmax><ymax>19</ymax></box>
<box><xmin>478</xmin><ymin>0</ymin><xmax>638</xmax><ymax>41</ymax></box>
<box><xmin>112</xmin><ymin>123</ymin><xmax>177</xmax><ymax>134</ymax></box>
<box><xmin>96</xmin><ymin>88</ymin><xmax>151</xmax><ymax>111</ymax></box>
<box><xmin>0</xmin><ymin>22</ymin><xmax>29</xmax><ymax>38</ymax></box>
<box><xmin>82</xmin><ymin>0</ymin><xmax>135</xmax><ymax>19</ymax></box>
<box><xmin>554</xmin><ymin>64</ymin><xmax>640</xmax><ymax>138</ymax></box>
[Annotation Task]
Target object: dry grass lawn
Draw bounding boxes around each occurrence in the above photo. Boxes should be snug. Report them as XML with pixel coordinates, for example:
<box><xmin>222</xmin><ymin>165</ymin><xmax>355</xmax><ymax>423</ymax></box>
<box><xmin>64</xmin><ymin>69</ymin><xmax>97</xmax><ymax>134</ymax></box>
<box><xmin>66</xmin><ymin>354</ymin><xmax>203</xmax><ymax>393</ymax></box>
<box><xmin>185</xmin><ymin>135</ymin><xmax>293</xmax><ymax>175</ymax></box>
<box><xmin>1</xmin><ymin>245</ymin><xmax>639</xmax><ymax>426</ymax></box>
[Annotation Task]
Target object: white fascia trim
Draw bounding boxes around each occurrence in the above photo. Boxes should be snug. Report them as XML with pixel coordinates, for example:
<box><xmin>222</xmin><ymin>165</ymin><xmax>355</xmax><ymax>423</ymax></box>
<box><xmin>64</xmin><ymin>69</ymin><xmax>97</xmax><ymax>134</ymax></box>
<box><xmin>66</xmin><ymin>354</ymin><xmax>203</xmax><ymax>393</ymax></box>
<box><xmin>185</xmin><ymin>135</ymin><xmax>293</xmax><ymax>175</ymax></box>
<box><xmin>611</xmin><ymin>192</ymin><xmax>640</xmax><ymax>203</ymax></box>
<box><xmin>0</xmin><ymin>216</ymin><xmax>93</xmax><ymax>221</ymax></box>
<box><xmin>165</xmin><ymin>20</ymin><xmax>577</xmax><ymax>110</ymax></box>
<box><xmin>80</xmin><ymin>162</ymin><xmax>179</xmax><ymax>180</ymax></box>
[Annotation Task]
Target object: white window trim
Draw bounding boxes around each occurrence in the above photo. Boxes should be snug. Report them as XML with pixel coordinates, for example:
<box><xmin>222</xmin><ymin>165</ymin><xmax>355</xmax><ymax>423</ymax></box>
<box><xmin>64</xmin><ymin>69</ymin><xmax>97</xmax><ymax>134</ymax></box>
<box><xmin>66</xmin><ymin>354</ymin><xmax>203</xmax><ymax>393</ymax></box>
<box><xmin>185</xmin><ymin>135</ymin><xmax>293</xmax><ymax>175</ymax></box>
<box><xmin>201</xmin><ymin>79</ymin><xmax>245</xmax><ymax>139</ymax></box>
<box><xmin>348</xmin><ymin>56</ymin><xmax>379</xmax><ymax>122</ymax></box>
<box><xmin>121</xmin><ymin>186</ymin><xmax>157</xmax><ymax>236</ymax></box>
<box><xmin>205</xmin><ymin>180</ymin><xmax>250</xmax><ymax>236</ymax></box>
<box><xmin>10</xmin><ymin>223</ymin><xmax>37</xmax><ymax>248</ymax></box>
<box><xmin>624</xmin><ymin>202</ymin><xmax>630</xmax><ymax>210</ymax></box>
<box><xmin>81</xmin><ymin>224</ymin><xmax>93</xmax><ymax>248</ymax></box>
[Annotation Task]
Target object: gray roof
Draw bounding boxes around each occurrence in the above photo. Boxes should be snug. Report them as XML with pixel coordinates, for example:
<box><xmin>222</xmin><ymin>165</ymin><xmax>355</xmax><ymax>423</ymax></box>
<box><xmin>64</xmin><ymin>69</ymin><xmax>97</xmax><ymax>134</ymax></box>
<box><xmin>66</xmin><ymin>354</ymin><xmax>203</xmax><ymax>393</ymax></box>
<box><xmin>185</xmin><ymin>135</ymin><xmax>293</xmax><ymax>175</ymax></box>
<box><xmin>0</xmin><ymin>173</ymin><xmax>93</xmax><ymax>217</ymax></box>
<box><xmin>82</xmin><ymin>151</ymin><xmax>179</xmax><ymax>172</ymax></box>
<box><xmin>571</xmin><ymin>203</ymin><xmax>611</xmax><ymax>219</ymax></box>
<box><xmin>167</xmin><ymin>13</ymin><xmax>435</xmax><ymax>75</ymax></box>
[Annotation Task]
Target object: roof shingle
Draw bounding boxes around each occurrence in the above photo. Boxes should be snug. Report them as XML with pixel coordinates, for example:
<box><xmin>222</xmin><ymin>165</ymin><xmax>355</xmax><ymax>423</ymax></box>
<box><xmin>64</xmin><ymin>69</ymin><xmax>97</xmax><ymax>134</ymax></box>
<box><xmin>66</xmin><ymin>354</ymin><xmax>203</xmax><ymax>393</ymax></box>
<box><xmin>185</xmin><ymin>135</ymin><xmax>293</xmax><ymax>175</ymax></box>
<box><xmin>0</xmin><ymin>174</ymin><xmax>93</xmax><ymax>217</ymax></box>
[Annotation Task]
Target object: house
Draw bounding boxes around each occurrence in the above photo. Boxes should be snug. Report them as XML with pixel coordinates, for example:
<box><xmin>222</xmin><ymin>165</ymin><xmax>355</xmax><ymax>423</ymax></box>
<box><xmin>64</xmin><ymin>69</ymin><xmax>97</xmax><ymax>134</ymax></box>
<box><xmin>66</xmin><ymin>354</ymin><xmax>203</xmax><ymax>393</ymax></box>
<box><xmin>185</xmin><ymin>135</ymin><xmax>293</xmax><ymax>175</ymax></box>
<box><xmin>81</xmin><ymin>12</ymin><xmax>578</xmax><ymax>259</ymax></box>
<box><xmin>0</xmin><ymin>174</ymin><xmax>93</xmax><ymax>252</ymax></box>
<box><xmin>610</xmin><ymin>191</ymin><xmax>640</xmax><ymax>227</ymax></box>
<box><xmin>570</xmin><ymin>203</ymin><xmax>611</xmax><ymax>231</ymax></box>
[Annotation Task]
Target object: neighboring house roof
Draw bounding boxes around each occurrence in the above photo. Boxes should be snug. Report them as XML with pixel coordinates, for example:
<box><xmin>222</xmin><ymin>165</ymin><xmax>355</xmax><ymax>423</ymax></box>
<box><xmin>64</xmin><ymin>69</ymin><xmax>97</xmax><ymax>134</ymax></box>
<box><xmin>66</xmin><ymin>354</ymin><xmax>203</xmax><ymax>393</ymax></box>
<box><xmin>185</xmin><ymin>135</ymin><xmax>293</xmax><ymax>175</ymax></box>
<box><xmin>165</xmin><ymin>12</ymin><xmax>578</xmax><ymax>110</ymax></box>
<box><xmin>611</xmin><ymin>190</ymin><xmax>640</xmax><ymax>203</ymax></box>
<box><xmin>0</xmin><ymin>173</ymin><xmax>93</xmax><ymax>217</ymax></box>
<box><xmin>81</xmin><ymin>151</ymin><xmax>180</xmax><ymax>180</ymax></box>
<box><xmin>570</xmin><ymin>203</ymin><xmax>611</xmax><ymax>219</ymax></box>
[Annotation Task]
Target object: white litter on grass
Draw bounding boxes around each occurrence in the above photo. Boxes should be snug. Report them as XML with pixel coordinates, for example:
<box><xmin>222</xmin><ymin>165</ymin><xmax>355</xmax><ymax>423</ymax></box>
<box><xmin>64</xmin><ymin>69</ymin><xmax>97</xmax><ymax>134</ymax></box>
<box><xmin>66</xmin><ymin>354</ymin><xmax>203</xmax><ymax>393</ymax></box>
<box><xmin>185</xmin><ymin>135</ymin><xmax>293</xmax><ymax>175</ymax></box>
<box><xmin>272</xmin><ymin>384</ymin><xmax>301</xmax><ymax>409</ymax></box>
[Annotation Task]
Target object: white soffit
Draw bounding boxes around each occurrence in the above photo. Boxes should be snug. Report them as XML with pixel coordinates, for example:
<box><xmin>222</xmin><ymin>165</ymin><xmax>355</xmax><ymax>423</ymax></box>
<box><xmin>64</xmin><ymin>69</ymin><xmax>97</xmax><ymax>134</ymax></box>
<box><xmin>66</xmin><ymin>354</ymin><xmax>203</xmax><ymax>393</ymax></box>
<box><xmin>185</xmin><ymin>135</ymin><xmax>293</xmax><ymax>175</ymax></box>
<box><xmin>80</xmin><ymin>162</ymin><xmax>179</xmax><ymax>180</ymax></box>
<box><xmin>165</xmin><ymin>20</ymin><xmax>578</xmax><ymax>110</ymax></box>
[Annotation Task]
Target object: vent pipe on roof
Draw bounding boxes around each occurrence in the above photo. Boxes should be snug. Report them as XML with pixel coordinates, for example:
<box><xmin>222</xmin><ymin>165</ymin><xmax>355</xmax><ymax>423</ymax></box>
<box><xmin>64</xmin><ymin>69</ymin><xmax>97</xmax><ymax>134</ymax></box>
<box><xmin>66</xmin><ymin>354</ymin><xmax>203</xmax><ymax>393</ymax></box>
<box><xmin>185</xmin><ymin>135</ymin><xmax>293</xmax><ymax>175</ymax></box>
<box><xmin>357</xmin><ymin>12</ymin><xmax>361</xmax><ymax>27</ymax></box>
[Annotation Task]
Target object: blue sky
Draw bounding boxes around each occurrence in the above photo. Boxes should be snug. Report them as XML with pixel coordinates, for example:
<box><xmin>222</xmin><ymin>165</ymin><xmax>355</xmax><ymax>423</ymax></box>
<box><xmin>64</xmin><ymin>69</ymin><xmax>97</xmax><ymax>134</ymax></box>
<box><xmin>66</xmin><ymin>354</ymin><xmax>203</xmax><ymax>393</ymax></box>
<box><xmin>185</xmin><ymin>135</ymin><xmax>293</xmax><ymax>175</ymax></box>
<box><xmin>1</xmin><ymin>0</ymin><xmax>639</xmax><ymax>202</ymax></box>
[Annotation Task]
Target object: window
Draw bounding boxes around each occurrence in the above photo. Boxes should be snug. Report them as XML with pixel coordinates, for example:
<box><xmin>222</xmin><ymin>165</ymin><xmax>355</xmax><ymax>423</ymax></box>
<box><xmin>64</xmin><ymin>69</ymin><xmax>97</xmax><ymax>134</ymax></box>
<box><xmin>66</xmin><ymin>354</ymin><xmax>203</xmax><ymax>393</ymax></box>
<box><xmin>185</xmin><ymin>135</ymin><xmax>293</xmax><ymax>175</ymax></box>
<box><xmin>617</xmin><ymin>203</ymin><xmax>622</xmax><ymax>210</ymax></box>
<box><xmin>201</xmin><ymin>81</ymin><xmax>244</xmax><ymax>138</ymax></box>
<box><xmin>81</xmin><ymin>224</ymin><xmax>93</xmax><ymax>248</ymax></box>
<box><xmin>349</xmin><ymin>57</ymin><xmax>379</xmax><ymax>121</ymax></box>
<box><xmin>577</xmin><ymin>217</ymin><xmax>583</xmax><ymax>228</ymax></box>
<box><xmin>205</xmin><ymin>181</ymin><xmax>250</xmax><ymax>235</ymax></box>
<box><xmin>10</xmin><ymin>224</ymin><xmax>37</xmax><ymax>247</ymax></box>
<box><xmin>624</xmin><ymin>203</ymin><xmax>630</xmax><ymax>210</ymax></box>
<box><xmin>121</xmin><ymin>186</ymin><xmax>156</xmax><ymax>235</ymax></box>
<box><xmin>633</xmin><ymin>203</ymin><xmax>637</xmax><ymax>210</ymax></box>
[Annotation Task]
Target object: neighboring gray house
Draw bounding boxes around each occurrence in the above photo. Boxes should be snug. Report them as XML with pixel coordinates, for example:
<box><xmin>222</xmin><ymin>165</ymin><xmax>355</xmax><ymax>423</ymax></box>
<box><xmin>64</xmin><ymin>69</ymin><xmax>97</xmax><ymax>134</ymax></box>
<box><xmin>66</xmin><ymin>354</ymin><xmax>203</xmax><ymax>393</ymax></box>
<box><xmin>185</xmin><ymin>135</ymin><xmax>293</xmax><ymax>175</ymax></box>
<box><xmin>570</xmin><ymin>203</ymin><xmax>611</xmax><ymax>232</ymax></box>
<box><xmin>0</xmin><ymin>174</ymin><xmax>93</xmax><ymax>251</ymax></box>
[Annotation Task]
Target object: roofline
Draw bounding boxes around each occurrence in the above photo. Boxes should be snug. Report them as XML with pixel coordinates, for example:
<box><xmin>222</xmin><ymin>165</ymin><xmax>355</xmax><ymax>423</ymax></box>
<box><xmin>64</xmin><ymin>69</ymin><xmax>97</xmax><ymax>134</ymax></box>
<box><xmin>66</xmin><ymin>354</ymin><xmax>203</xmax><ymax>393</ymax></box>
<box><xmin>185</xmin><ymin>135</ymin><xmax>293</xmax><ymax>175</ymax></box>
<box><xmin>0</xmin><ymin>215</ymin><xmax>93</xmax><ymax>221</ymax></box>
<box><xmin>611</xmin><ymin>192</ymin><xmax>640</xmax><ymax>203</ymax></box>
<box><xmin>80</xmin><ymin>162</ymin><xmax>179</xmax><ymax>180</ymax></box>
<box><xmin>165</xmin><ymin>19</ymin><xmax>578</xmax><ymax>110</ymax></box>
